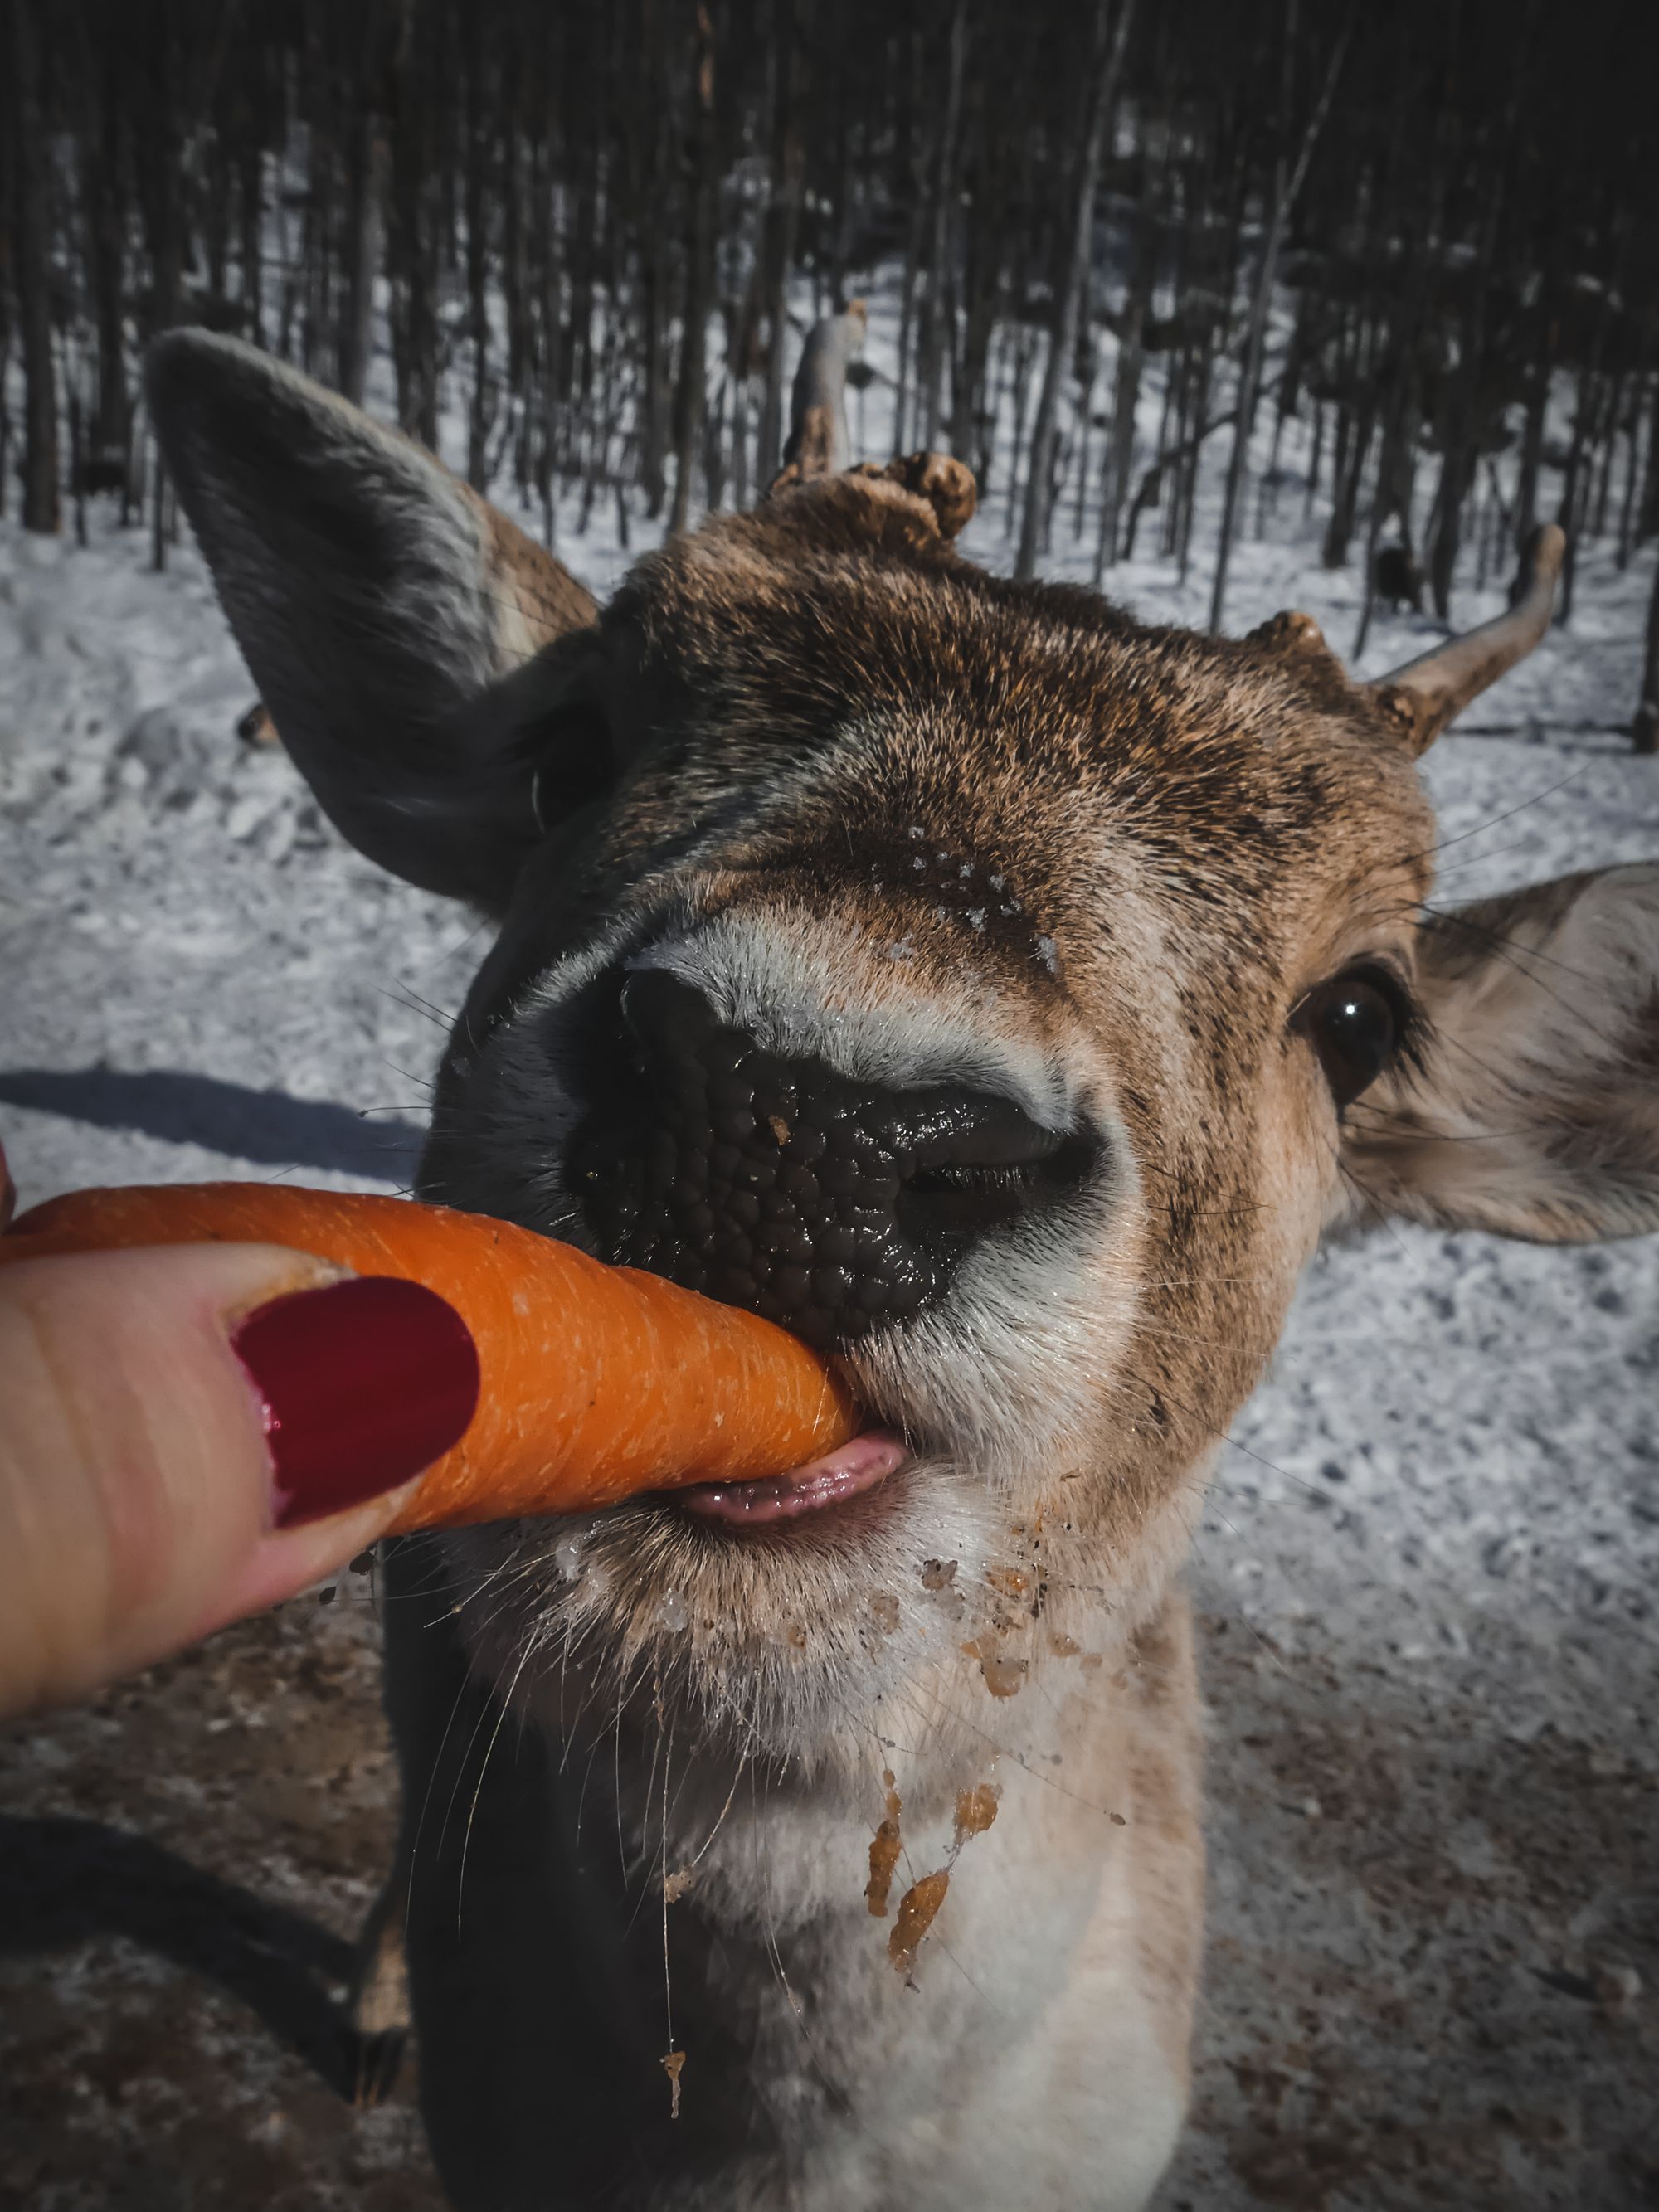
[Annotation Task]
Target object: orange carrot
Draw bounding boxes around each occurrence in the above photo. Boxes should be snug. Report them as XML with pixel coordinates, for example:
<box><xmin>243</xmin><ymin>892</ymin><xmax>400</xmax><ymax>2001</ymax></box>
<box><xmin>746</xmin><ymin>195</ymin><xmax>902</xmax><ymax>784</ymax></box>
<box><xmin>0</xmin><ymin>1184</ymin><xmax>860</xmax><ymax>1532</ymax></box>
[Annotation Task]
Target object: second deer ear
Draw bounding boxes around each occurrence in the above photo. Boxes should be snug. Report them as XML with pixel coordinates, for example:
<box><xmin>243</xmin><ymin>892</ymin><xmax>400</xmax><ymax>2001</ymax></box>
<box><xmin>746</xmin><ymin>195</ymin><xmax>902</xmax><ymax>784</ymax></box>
<box><xmin>146</xmin><ymin>332</ymin><xmax>601</xmax><ymax>907</ymax></box>
<box><xmin>1340</xmin><ymin>865</ymin><xmax>1659</xmax><ymax>1242</ymax></box>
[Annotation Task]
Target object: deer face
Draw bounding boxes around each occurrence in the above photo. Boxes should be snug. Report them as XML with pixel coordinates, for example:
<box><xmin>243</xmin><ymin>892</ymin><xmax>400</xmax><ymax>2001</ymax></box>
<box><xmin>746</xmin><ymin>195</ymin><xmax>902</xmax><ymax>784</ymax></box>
<box><xmin>418</xmin><ymin>498</ymin><xmax>1444</xmax><ymax>1757</ymax></box>
<box><xmin>151</xmin><ymin>337</ymin><xmax>1659</xmax><ymax>1777</ymax></box>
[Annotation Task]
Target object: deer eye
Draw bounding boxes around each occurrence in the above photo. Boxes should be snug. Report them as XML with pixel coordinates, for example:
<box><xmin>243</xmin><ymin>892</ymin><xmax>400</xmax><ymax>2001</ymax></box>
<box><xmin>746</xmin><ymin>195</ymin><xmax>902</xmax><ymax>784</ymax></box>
<box><xmin>1297</xmin><ymin>968</ymin><xmax>1410</xmax><ymax>1108</ymax></box>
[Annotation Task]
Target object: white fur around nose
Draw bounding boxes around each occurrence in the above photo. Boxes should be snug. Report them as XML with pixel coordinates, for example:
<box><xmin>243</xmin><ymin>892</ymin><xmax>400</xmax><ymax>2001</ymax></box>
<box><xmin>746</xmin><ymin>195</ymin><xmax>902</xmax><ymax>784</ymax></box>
<box><xmin>628</xmin><ymin>909</ymin><xmax>1078</xmax><ymax>1125</ymax></box>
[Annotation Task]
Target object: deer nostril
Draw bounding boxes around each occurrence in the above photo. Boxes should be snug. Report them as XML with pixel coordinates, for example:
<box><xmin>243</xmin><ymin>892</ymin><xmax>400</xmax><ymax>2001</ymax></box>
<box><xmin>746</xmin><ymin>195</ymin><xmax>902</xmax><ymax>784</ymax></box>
<box><xmin>898</xmin><ymin>1124</ymin><xmax>1101</xmax><ymax>1241</ymax></box>
<box><xmin>568</xmin><ymin>968</ymin><xmax>1097</xmax><ymax>1350</ymax></box>
<box><xmin>620</xmin><ymin>965</ymin><xmax>718</xmax><ymax>1067</ymax></box>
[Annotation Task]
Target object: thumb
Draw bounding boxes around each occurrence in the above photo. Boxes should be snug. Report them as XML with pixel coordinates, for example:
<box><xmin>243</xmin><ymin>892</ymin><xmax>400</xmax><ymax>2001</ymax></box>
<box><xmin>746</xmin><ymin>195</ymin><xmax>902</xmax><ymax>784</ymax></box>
<box><xmin>0</xmin><ymin>1241</ymin><xmax>478</xmax><ymax>1718</ymax></box>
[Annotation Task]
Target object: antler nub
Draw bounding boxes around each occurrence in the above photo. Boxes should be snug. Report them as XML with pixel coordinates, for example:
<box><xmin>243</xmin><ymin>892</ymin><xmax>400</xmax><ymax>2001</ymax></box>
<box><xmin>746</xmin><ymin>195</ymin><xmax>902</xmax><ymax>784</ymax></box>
<box><xmin>766</xmin><ymin>303</ymin><xmax>975</xmax><ymax>546</ymax></box>
<box><xmin>1367</xmin><ymin>524</ymin><xmax>1566</xmax><ymax>756</ymax></box>
<box><xmin>776</xmin><ymin>301</ymin><xmax>868</xmax><ymax>484</ymax></box>
<box><xmin>1247</xmin><ymin>609</ymin><xmax>1331</xmax><ymax>660</ymax></box>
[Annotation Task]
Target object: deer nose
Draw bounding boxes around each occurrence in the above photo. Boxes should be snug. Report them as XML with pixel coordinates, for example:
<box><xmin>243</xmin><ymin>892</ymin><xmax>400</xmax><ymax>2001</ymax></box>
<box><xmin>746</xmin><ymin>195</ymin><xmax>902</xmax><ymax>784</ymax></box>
<box><xmin>567</xmin><ymin>968</ymin><xmax>1096</xmax><ymax>1351</ymax></box>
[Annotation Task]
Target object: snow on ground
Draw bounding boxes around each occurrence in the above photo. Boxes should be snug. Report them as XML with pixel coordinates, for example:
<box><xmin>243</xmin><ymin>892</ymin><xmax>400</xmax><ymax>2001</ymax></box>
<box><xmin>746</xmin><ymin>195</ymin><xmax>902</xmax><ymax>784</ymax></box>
<box><xmin>2</xmin><ymin>312</ymin><xmax>1657</xmax><ymax>2210</ymax></box>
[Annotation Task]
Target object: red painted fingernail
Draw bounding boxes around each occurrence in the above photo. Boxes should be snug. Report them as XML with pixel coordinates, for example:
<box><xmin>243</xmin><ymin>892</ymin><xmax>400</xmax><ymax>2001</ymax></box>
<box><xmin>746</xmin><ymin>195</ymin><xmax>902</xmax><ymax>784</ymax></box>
<box><xmin>0</xmin><ymin>1139</ymin><xmax>14</xmax><ymax>1232</ymax></box>
<box><xmin>231</xmin><ymin>1276</ymin><xmax>479</xmax><ymax>1530</ymax></box>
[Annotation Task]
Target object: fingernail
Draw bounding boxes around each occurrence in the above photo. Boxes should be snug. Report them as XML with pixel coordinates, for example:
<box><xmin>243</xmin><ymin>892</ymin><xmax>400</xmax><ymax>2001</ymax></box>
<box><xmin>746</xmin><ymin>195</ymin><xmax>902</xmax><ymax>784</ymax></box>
<box><xmin>0</xmin><ymin>1137</ymin><xmax>15</xmax><ymax>1232</ymax></box>
<box><xmin>231</xmin><ymin>1276</ymin><xmax>479</xmax><ymax>1529</ymax></box>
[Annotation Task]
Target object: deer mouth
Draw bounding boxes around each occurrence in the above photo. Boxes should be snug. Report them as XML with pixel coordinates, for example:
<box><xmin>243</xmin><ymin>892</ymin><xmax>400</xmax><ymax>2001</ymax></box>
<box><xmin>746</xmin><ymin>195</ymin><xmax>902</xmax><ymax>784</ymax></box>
<box><xmin>675</xmin><ymin>1422</ymin><xmax>911</xmax><ymax>1526</ymax></box>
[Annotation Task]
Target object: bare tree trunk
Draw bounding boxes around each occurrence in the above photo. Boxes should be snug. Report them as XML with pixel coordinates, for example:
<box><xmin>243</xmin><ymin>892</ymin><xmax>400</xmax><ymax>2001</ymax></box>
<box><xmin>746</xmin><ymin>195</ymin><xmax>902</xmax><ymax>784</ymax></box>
<box><xmin>1321</xmin><ymin>387</ymin><xmax>1375</xmax><ymax>570</ymax></box>
<box><xmin>1556</xmin><ymin>369</ymin><xmax>1600</xmax><ymax>625</ymax></box>
<box><xmin>0</xmin><ymin>324</ymin><xmax>12</xmax><ymax>522</ymax></box>
<box><xmin>1004</xmin><ymin>319</ymin><xmax>1039</xmax><ymax>537</ymax></box>
<box><xmin>669</xmin><ymin>4</ymin><xmax>717</xmax><ymax>536</ymax></box>
<box><xmin>1352</xmin><ymin>355</ymin><xmax>1424</xmax><ymax>661</ymax></box>
<box><xmin>1428</xmin><ymin>61</ymin><xmax>1523</xmax><ymax>620</ymax></box>
<box><xmin>68</xmin><ymin>366</ymin><xmax>89</xmax><ymax>547</ymax></box>
<box><xmin>1305</xmin><ymin>396</ymin><xmax>1325</xmax><ymax>517</ymax></box>
<box><xmin>338</xmin><ymin>51</ymin><xmax>386</xmax><ymax>411</ymax></box>
<box><xmin>756</xmin><ymin>0</ymin><xmax>805</xmax><ymax>484</ymax></box>
<box><xmin>703</xmin><ymin>356</ymin><xmax>730</xmax><ymax>513</ymax></box>
<box><xmin>298</xmin><ymin>36</ymin><xmax>328</xmax><ymax>382</ymax></box>
<box><xmin>951</xmin><ymin>217</ymin><xmax>1000</xmax><ymax>485</ymax></box>
<box><xmin>1634</xmin><ymin>547</ymin><xmax>1659</xmax><ymax>753</ymax></box>
<box><xmin>892</xmin><ymin>24</ymin><xmax>927</xmax><ymax>453</ymax></box>
<box><xmin>1175</xmin><ymin>323</ymin><xmax>1217</xmax><ymax>583</ymax></box>
<box><xmin>73</xmin><ymin>23</ymin><xmax>131</xmax><ymax>479</ymax></box>
<box><xmin>1590</xmin><ymin>369</ymin><xmax>1621</xmax><ymax>540</ymax></box>
<box><xmin>465</xmin><ymin>23</ymin><xmax>495</xmax><ymax>489</ymax></box>
<box><xmin>915</xmin><ymin>0</ymin><xmax>967</xmax><ymax>454</ymax></box>
<box><xmin>641</xmin><ymin>226</ymin><xmax>672</xmax><ymax>514</ymax></box>
<box><xmin>1015</xmin><ymin>0</ymin><xmax>1136</xmax><ymax>581</ymax></box>
<box><xmin>387</xmin><ymin>4</ymin><xmax>439</xmax><ymax>446</ymax></box>
<box><xmin>12</xmin><ymin>0</ymin><xmax>60</xmax><ymax>535</ymax></box>
<box><xmin>145</xmin><ymin>12</ymin><xmax>186</xmax><ymax>571</ymax></box>
<box><xmin>534</xmin><ymin>119</ymin><xmax>564</xmax><ymax>544</ymax></box>
<box><xmin>504</xmin><ymin>125</ymin><xmax>530</xmax><ymax>499</ymax></box>
<box><xmin>636</xmin><ymin>6</ymin><xmax>670</xmax><ymax>514</ymax></box>
<box><xmin>237</xmin><ymin>51</ymin><xmax>267</xmax><ymax>352</ymax></box>
<box><xmin>1615</xmin><ymin>352</ymin><xmax>1651</xmax><ymax>570</ymax></box>
<box><xmin>1640</xmin><ymin>374</ymin><xmax>1659</xmax><ymax>544</ymax></box>
<box><xmin>1514</xmin><ymin>343</ymin><xmax>1550</xmax><ymax>547</ymax></box>
<box><xmin>1095</xmin><ymin>163</ymin><xmax>1157</xmax><ymax>581</ymax></box>
<box><xmin>1209</xmin><ymin>12</ymin><xmax>1350</xmax><ymax>632</ymax></box>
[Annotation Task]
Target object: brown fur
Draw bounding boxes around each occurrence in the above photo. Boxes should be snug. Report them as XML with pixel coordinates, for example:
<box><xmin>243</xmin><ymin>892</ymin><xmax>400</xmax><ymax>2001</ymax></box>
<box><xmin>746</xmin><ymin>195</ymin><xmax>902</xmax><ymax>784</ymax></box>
<box><xmin>144</xmin><ymin>331</ymin><xmax>1658</xmax><ymax>2210</ymax></box>
<box><xmin>404</xmin><ymin>469</ymin><xmax>1652</xmax><ymax>2207</ymax></box>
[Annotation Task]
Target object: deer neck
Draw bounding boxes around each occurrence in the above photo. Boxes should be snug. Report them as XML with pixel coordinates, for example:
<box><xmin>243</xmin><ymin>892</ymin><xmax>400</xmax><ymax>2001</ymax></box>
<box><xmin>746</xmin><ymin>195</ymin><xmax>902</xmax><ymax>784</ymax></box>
<box><xmin>526</xmin><ymin>1579</ymin><xmax>1201</xmax><ymax>2210</ymax></box>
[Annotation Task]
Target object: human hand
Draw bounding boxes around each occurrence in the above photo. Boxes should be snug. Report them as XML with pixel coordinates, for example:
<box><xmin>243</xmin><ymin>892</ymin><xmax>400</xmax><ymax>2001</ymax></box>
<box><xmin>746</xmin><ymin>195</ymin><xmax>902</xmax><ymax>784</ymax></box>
<box><xmin>0</xmin><ymin>1140</ymin><xmax>478</xmax><ymax>1719</ymax></box>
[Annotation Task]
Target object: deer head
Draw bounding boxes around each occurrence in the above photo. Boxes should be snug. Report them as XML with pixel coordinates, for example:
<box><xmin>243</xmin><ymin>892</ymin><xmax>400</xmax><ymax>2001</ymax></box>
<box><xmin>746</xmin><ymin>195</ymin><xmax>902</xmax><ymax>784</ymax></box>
<box><xmin>148</xmin><ymin>333</ymin><xmax>1659</xmax><ymax>1793</ymax></box>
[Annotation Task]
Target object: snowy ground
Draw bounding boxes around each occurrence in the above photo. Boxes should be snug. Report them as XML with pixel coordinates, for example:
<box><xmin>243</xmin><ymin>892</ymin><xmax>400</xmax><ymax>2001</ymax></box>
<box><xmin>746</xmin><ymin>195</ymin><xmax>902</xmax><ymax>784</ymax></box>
<box><xmin>2</xmin><ymin>314</ymin><xmax>1657</xmax><ymax>2209</ymax></box>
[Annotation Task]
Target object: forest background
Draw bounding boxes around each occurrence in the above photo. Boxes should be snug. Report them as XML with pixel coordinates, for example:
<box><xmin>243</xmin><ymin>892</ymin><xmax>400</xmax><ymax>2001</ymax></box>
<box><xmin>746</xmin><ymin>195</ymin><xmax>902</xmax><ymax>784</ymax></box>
<box><xmin>3</xmin><ymin>0</ymin><xmax>1658</xmax><ymax>739</ymax></box>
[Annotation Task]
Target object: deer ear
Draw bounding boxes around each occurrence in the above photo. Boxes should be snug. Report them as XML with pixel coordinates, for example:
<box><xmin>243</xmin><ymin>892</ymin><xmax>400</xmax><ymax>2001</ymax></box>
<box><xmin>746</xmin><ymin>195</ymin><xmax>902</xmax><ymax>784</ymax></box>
<box><xmin>1339</xmin><ymin>866</ymin><xmax>1659</xmax><ymax>1241</ymax></box>
<box><xmin>146</xmin><ymin>332</ymin><xmax>601</xmax><ymax>907</ymax></box>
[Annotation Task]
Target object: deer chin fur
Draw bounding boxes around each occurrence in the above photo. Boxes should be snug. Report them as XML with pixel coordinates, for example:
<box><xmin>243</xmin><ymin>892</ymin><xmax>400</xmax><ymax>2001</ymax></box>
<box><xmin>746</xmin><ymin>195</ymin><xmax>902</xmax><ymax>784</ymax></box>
<box><xmin>441</xmin><ymin>1434</ymin><xmax>1213</xmax><ymax>1769</ymax></box>
<box><xmin>439</xmin><ymin>1539</ymin><xmax>1204</xmax><ymax>2212</ymax></box>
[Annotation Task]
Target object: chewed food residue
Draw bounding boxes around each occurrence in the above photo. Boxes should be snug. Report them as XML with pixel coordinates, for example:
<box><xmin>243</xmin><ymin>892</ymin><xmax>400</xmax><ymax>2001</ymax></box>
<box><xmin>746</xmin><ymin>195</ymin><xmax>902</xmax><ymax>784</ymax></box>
<box><xmin>867</xmin><ymin>1772</ymin><xmax>903</xmax><ymax>1917</ymax></box>
<box><xmin>888</xmin><ymin>1869</ymin><xmax>950</xmax><ymax>1976</ymax></box>
<box><xmin>866</xmin><ymin>1772</ymin><xmax>1002</xmax><ymax>1980</ymax></box>
<box><xmin>662</xmin><ymin>2049</ymin><xmax>685</xmax><ymax>2118</ymax></box>
<box><xmin>952</xmin><ymin>1782</ymin><xmax>1000</xmax><ymax>1846</ymax></box>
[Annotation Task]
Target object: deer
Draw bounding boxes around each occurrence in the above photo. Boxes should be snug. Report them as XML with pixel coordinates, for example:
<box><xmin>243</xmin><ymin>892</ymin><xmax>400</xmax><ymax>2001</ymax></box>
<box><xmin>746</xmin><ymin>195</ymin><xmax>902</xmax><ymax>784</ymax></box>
<box><xmin>146</xmin><ymin>322</ymin><xmax>1659</xmax><ymax>2212</ymax></box>
<box><xmin>1373</xmin><ymin>540</ymin><xmax>1424</xmax><ymax>614</ymax></box>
